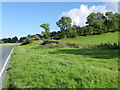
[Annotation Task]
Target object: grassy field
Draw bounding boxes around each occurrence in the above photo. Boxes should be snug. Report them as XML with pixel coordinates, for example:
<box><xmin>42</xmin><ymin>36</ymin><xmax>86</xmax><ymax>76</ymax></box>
<box><xmin>61</xmin><ymin>31</ymin><xmax>119</xmax><ymax>45</ymax></box>
<box><xmin>5</xmin><ymin>32</ymin><xmax>119</xmax><ymax>88</ymax></box>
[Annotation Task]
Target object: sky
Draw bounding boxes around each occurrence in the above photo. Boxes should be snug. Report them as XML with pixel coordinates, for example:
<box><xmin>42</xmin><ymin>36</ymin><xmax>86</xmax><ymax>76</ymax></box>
<box><xmin>1</xmin><ymin>1</ymin><xmax>119</xmax><ymax>39</ymax></box>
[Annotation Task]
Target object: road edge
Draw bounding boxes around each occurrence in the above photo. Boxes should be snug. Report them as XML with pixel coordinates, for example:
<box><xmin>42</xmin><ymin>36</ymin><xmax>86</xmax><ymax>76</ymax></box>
<box><xmin>0</xmin><ymin>47</ymin><xmax>14</xmax><ymax>89</ymax></box>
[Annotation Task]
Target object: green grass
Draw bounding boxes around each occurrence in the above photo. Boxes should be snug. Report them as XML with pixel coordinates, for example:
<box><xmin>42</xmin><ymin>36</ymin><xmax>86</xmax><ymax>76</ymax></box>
<box><xmin>61</xmin><ymin>31</ymin><xmax>119</xmax><ymax>45</ymax></box>
<box><xmin>5</xmin><ymin>46</ymin><xmax>118</xmax><ymax>88</ymax></box>
<box><xmin>5</xmin><ymin>32</ymin><xmax>119</xmax><ymax>88</ymax></box>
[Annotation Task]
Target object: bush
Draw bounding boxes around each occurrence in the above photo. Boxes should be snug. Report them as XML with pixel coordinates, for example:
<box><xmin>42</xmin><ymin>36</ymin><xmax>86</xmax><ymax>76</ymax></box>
<box><xmin>21</xmin><ymin>38</ymin><xmax>33</xmax><ymax>45</ymax></box>
<box><xmin>33</xmin><ymin>35</ymin><xmax>40</xmax><ymax>40</ymax></box>
<box><xmin>40</xmin><ymin>43</ymin><xmax>84</xmax><ymax>49</ymax></box>
<box><xmin>67</xmin><ymin>29</ymin><xmax>78</xmax><ymax>38</ymax></box>
<box><xmin>94</xmin><ymin>42</ymin><xmax>119</xmax><ymax>49</ymax></box>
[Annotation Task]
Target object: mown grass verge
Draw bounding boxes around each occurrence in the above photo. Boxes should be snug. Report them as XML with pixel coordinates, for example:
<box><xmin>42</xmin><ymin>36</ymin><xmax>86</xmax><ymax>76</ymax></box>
<box><xmin>5</xmin><ymin>45</ymin><xmax>118</xmax><ymax>88</ymax></box>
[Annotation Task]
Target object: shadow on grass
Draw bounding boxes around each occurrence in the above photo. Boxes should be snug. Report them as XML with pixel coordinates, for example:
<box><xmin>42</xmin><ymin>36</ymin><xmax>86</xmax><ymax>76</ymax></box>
<box><xmin>49</xmin><ymin>48</ymin><xmax>118</xmax><ymax>59</ymax></box>
<box><xmin>94</xmin><ymin>42</ymin><xmax>119</xmax><ymax>49</ymax></box>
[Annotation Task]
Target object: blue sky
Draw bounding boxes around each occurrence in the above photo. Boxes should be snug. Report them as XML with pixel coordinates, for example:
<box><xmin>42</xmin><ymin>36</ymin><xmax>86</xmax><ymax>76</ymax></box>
<box><xmin>2</xmin><ymin>2</ymin><xmax>116</xmax><ymax>39</ymax></box>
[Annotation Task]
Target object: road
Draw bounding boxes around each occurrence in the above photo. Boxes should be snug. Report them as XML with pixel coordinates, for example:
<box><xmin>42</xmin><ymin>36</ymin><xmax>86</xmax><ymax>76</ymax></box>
<box><xmin>0</xmin><ymin>45</ymin><xmax>18</xmax><ymax>89</ymax></box>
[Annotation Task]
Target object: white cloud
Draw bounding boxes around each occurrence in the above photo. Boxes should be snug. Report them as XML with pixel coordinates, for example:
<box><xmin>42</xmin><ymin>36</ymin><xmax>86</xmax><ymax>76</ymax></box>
<box><xmin>61</xmin><ymin>2</ymin><xmax>118</xmax><ymax>26</ymax></box>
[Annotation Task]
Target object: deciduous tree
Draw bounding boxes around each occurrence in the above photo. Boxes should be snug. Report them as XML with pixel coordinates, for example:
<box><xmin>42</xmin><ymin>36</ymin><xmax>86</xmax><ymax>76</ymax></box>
<box><xmin>40</xmin><ymin>23</ymin><xmax>50</xmax><ymax>38</ymax></box>
<box><xmin>56</xmin><ymin>17</ymin><xmax>72</xmax><ymax>38</ymax></box>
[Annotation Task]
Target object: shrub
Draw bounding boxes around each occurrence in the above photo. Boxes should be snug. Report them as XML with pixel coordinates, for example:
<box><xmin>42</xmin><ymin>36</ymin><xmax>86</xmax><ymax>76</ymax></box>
<box><xmin>67</xmin><ymin>29</ymin><xmax>78</xmax><ymax>38</ymax></box>
<box><xmin>94</xmin><ymin>42</ymin><xmax>119</xmax><ymax>49</ymax></box>
<box><xmin>40</xmin><ymin>43</ymin><xmax>84</xmax><ymax>49</ymax></box>
<box><xmin>21</xmin><ymin>38</ymin><xmax>33</xmax><ymax>45</ymax></box>
<box><xmin>33</xmin><ymin>35</ymin><xmax>40</xmax><ymax>40</ymax></box>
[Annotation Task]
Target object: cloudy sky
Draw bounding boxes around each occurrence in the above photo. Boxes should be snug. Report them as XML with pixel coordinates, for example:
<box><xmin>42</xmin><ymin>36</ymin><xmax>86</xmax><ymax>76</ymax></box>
<box><xmin>62</xmin><ymin>2</ymin><xmax>118</xmax><ymax>26</ymax></box>
<box><xmin>1</xmin><ymin>1</ymin><xmax>119</xmax><ymax>38</ymax></box>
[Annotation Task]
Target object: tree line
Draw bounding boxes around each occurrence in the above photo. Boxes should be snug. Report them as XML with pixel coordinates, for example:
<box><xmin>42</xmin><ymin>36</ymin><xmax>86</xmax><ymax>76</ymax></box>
<box><xmin>41</xmin><ymin>12</ymin><xmax>119</xmax><ymax>39</ymax></box>
<box><xmin>1</xmin><ymin>36</ymin><xmax>18</xmax><ymax>43</ymax></box>
<box><xmin>0</xmin><ymin>34</ymin><xmax>41</xmax><ymax>43</ymax></box>
<box><xmin>1</xmin><ymin>12</ymin><xmax>119</xmax><ymax>43</ymax></box>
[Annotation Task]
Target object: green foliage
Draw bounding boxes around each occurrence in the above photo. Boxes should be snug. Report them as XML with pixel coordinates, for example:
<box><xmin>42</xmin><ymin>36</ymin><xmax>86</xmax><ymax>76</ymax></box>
<box><xmin>32</xmin><ymin>35</ymin><xmax>40</xmax><ymax>40</ymax></box>
<box><xmin>40</xmin><ymin>23</ymin><xmax>50</xmax><ymax>38</ymax></box>
<box><xmin>2</xmin><ymin>36</ymin><xmax>18</xmax><ymax>43</ymax></box>
<box><xmin>67</xmin><ymin>28</ymin><xmax>78</xmax><ymax>38</ymax></box>
<box><xmin>56</xmin><ymin>17</ymin><xmax>72</xmax><ymax>38</ymax></box>
<box><xmin>11</xmin><ymin>36</ymin><xmax>18</xmax><ymax>43</ymax></box>
<box><xmin>88</xmin><ymin>26</ymin><xmax>94</xmax><ymax>35</ymax></box>
<box><xmin>86</xmin><ymin>13</ymin><xmax>105</xmax><ymax>34</ymax></box>
<box><xmin>85</xmin><ymin>12</ymin><xmax>119</xmax><ymax>35</ymax></box>
<box><xmin>2</xmin><ymin>38</ymin><xmax>11</xmax><ymax>43</ymax></box>
<box><xmin>104</xmin><ymin>12</ymin><xmax>119</xmax><ymax>32</ymax></box>
<box><xmin>21</xmin><ymin>38</ymin><xmax>33</xmax><ymax>45</ymax></box>
<box><xmin>18</xmin><ymin>37</ymin><xmax>26</xmax><ymax>43</ymax></box>
<box><xmin>105</xmin><ymin>12</ymin><xmax>114</xmax><ymax>20</ymax></box>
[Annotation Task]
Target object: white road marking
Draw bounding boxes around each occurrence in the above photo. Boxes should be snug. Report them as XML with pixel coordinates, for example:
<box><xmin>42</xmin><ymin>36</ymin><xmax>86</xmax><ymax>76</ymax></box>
<box><xmin>0</xmin><ymin>48</ymin><xmax>14</xmax><ymax>77</ymax></box>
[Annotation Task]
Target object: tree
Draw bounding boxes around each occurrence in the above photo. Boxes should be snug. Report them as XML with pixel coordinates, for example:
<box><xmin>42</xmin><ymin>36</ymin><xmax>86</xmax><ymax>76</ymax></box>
<box><xmin>2</xmin><ymin>38</ymin><xmax>9</xmax><ymax>43</ymax></box>
<box><xmin>72</xmin><ymin>25</ymin><xmax>78</xmax><ymax>33</ymax></box>
<box><xmin>19</xmin><ymin>37</ymin><xmax>26</xmax><ymax>43</ymax></box>
<box><xmin>86</xmin><ymin>12</ymin><xmax>105</xmax><ymax>34</ymax></box>
<box><xmin>104</xmin><ymin>12</ymin><xmax>119</xmax><ymax>32</ymax></box>
<box><xmin>81</xmin><ymin>26</ymin><xmax>89</xmax><ymax>36</ymax></box>
<box><xmin>11</xmin><ymin>36</ymin><xmax>18</xmax><ymax>43</ymax></box>
<box><xmin>55</xmin><ymin>31</ymin><xmax>64</xmax><ymax>39</ymax></box>
<box><xmin>67</xmin><ymin>28</ymin><xmax>78</xmax><ymax>38</ymax></box>
<box><xmin>88</xmin><ymin>26</ymin><xmax>94</xmax><ymax>35</ymax></box>
<box><xmin>56</xmin><ymin>17</ymin><xmax>72</xmax><ymax>38</ymax></box>
<box><xmin>50</xmin><ymin>31</ymin><xmax>57</xmax><ymax>39</ymax></box>
<box><xmin>105</xmin><ymin>12</ymin><xmax>114</xmax><ymax>20</ymax></box>
<box><xmin>66</xmin><ymin>25</ymin><xmax>78</xmax><ymax>38</ymax></box>
<box><xmin>72</xmin><ymin>25</ymin><xmax>82</xmax><ymax>36</ymax></box>
<box><xmin>40</xmin><ymin>23</ymin><xmax>50</xmax><ymax>38</ymax></box>
<box><xmin>7</xmin><ymin>38</ymin><xmax>12</xmax><ymax>43</ymax></box>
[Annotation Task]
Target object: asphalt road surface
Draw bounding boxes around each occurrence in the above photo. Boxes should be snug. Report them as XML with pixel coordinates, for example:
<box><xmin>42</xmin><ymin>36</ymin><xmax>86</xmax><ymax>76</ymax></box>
<box><xmin>0</xmin><ymin>45</ymin><xmax>18</xmax><ymax>89</ymax></box>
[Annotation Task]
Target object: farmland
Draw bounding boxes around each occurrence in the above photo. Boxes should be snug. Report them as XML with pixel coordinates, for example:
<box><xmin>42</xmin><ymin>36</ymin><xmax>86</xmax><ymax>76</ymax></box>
<box><xmin>5</xmin><ymin>32</ymin><xmax>119</xmax><ymax>88</ymax></box>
